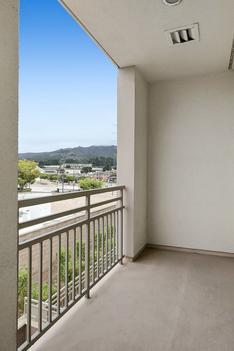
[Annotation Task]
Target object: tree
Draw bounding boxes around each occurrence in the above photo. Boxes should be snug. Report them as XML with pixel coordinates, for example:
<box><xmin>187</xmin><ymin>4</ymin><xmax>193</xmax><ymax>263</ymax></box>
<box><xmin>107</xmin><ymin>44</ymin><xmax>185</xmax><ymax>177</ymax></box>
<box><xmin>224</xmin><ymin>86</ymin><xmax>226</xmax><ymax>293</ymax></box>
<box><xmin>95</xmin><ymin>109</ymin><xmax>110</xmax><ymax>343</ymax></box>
<box><xmin>103</xmin><ymin>165</ymin><xmax>112</xmax><ymax>171</ymax></box>
<box><xmin>39</xmin><ymin>173</ymin><xmax>49</xmax><ymax>180</ymax></box>
<box><xmin>39</xmin><ymin>159</ymin><xmax>59</xmax><ymax>166</ymax></box>
<box><xmin>79</xmin><ymin>178</ymin><xmax>103</xmax><ymax>190</ymax></box>
<box><xmin>81</xmin><ymin>167</ymin><xmax>92</xmax><ymax>174</ymax></box>
<box><xmin>18</xmin><ymin>269</ymin><xmax>28</xmax><ymax>315</ymax></box>
<box><xmin>63</xmin><ymin>175</ymin><xmax>76</xmax><ymax>183</ymax></box>
<box><xmin>48</xmin><ymin>174</ymin><xmax>58</xmax><ymax>182</ymax></box>
<box><xmin>18</xmin><ymin>268</ymin><xmax>57</xmax><ymax>316</ymax></box>
<box><xmin>18</xmin><ymin>160</ymin><xmax>40</xmax><ymax>191</ymax></box>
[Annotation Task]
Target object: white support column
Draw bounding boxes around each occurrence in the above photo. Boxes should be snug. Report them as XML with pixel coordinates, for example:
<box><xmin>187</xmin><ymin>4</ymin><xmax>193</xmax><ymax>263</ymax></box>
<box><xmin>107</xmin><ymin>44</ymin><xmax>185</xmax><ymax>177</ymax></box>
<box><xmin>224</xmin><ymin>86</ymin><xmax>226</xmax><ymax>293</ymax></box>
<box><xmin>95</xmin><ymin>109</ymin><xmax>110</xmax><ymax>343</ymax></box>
<box><xmin>117</xmin><ymin>67</ymin><xmax>148</xmax><ymax>258</ymax></box>
<box><xmin>0</xmin><ymin>1</ymin><xmax>18</xmax><ymax>350</ymax></box>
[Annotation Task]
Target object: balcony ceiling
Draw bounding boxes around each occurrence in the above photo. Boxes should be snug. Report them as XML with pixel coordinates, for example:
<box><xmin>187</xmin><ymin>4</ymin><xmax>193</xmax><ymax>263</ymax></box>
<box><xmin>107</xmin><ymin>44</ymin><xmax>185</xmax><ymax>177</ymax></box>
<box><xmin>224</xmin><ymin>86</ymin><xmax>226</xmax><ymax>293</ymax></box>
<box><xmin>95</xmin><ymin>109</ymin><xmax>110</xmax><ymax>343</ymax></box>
<box><xmin>61</xmin><ymin>0</ymin><xmax>234</xmax><ymax>82</ymax></box>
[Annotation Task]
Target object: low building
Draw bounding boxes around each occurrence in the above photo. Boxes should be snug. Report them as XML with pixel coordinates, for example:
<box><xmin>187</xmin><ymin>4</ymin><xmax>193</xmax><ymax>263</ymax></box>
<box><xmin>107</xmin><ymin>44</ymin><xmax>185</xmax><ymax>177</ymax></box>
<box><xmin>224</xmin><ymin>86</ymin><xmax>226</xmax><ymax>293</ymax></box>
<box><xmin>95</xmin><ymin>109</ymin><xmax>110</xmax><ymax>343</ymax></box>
<box><xmin>43</xmin><ymin>165</ymin><xmax>60</xmax><ymax>174</ymax></box>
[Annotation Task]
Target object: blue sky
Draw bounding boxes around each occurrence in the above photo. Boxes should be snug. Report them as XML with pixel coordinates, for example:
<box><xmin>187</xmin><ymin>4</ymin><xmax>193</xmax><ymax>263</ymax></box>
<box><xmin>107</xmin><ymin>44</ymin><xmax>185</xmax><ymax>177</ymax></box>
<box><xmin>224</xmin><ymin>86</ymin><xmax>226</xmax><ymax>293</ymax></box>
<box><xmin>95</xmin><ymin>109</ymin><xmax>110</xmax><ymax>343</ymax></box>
<box><xmin>19</xmin><ymin>0</ymin><xmax>117</xmax><ymax>153</ymax></box>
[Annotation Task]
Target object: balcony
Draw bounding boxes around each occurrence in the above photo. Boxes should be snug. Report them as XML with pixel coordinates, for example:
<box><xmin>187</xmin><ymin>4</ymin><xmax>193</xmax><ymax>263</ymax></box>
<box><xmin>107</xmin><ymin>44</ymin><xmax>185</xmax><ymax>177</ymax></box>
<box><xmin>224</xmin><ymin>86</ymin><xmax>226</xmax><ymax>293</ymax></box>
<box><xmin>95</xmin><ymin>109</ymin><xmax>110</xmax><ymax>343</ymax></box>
<box><xmin>1</xmin><ymin>1</ymin><xmax>234</xmax><ymax>350</ymax></box>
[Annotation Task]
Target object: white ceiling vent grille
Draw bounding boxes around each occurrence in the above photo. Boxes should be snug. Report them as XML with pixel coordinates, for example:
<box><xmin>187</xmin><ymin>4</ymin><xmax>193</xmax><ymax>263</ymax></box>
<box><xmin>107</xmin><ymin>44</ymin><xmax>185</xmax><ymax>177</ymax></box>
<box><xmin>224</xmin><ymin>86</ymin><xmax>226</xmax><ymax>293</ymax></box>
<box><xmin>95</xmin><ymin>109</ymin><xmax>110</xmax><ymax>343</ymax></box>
<box><xmin>166</xmin><ymin>23</ymin><xmax>199</xmax><ymax>46</ymax></box>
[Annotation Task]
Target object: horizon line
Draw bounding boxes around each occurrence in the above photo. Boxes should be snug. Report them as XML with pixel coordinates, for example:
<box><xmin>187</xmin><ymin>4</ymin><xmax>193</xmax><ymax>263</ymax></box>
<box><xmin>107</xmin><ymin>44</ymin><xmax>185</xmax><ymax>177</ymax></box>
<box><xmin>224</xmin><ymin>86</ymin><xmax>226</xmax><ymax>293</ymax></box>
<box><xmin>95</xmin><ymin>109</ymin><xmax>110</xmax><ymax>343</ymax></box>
<box><xmin>19</xmin><ymin>144</ymin><xmax>117</xmax><ymax>154</ymax></box>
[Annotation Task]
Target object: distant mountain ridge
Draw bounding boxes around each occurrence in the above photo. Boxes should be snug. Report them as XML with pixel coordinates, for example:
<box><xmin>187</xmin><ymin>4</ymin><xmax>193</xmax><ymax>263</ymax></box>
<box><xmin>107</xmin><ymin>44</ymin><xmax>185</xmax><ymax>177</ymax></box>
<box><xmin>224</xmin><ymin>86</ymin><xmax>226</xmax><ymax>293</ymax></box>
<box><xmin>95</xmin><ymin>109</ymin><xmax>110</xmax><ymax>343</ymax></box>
<box><xmin>19</xmin><ymin>145</ymin><xmax>117</xmax><ymax>162</ymax></box>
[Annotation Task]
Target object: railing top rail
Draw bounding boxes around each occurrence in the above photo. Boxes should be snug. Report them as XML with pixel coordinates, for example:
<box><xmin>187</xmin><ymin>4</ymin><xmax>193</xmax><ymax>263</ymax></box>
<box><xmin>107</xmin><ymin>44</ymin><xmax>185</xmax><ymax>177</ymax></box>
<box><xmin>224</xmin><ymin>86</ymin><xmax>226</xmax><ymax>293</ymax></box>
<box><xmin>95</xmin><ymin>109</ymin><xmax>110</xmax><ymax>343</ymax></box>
<box><xmin>18</xmin><ymin>195</ymin><xmax>122</xmax><ymax>230</ymax></box>
<box><xmin>18</xmin><ymin>205</ymin><xmax>124</xmax><ymax>250</ymax></box>
<box><xmin>18</xmin><ymin>185</ymin><xmax>125</xmax><ymax>209</ymax></box>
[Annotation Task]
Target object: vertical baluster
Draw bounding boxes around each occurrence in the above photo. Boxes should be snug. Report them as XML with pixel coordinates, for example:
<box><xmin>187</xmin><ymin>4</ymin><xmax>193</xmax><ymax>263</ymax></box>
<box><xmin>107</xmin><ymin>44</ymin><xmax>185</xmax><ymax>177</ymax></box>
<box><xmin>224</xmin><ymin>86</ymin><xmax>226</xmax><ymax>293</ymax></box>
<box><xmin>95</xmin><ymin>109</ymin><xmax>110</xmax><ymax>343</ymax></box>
<box><xmin>113</xmin><ymin>212</ymin><xmax>116</xmax><ymax>263</ymax></box>
<box><xmin>57</xmin><ymin>234</ymin><xmax>61</xmax><ymax>315</ymax></box>
<box><xmin>106</xmin><ymin>214</ymin><xmax>109</xmax><ymax>269</ymax></box>
<box><xmin>38</xmin><ymin>242</ymin><xmax>43</xmax><ymax>332</ymax></box>
<box><xmin>27</xmin><ymin>246</ymin><xmax>32</xmax><ymax>343</ymax></box>
<box><xmin>110</xmin><ymin>213</ymin><xmax>113</xmax><ymax>266</ymax></box>
<box><xmin>97</xmin><ymin>218</ymin><xmax>100</xmax><ymax>278</ymax></box>
<box><xmin>72</xmin><ymin>229</ymin><xmax>76</xmax><ymax>301</ymax></box>
<box><xmin>48</xmin><ymin>238</ymin><xmax>52</xmax><ymax>323</ymax></box>
<box><xmin>113</xmin><ymin>212</ymin><xmax>115</xmax><ymax>263</ymax></box>
<box><xmin>65</xmin><ymin>231</ymin><xmax>69</xmax><ymax>307</ymax></box>
<box><xmin>79</xmin><ymin>226</ymin><xmax>82</xmax><ymax>295</ymax></box>
<box><xmin>120</xmin><ymin>189</ymin><xmax>124</xmax><ymax>264</ymax></box>
<box><xmin>76</xmin><ymin>228</ymin><xmax>79</xmax><ymax>296</ymax></box>
<box><xmin>114</xmin><ymin>212</ymin><xmax>116</xmax><ymax>262</ymax></box>
<box><xmin>92</xmin><ymin>221</ymin><xmax>95</xmax><ymax>282</ymax></box>
<box><xmin>85</xmin><ymin>194</ymin><xmax>90</xmax><ymax>298</ymax></box>
<box><xmin>116</xmin><ymin>211</ymin><xmax>119</xmax><ymax>261</ymax></box>
<box><xmin>102</xmin><ymin>217</ymin><xmax>104</xmax><ymax>275</ymax></box>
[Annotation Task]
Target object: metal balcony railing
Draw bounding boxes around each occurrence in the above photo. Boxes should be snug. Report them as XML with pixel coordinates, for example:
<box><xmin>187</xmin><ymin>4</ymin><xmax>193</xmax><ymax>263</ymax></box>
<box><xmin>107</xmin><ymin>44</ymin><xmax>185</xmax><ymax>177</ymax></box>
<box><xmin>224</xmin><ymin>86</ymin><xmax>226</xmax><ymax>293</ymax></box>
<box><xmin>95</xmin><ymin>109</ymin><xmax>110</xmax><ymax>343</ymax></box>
<box><xmin>17</xmin><ymin>185</ymin><xmax>125</xmax><ymax>350</ymax></box>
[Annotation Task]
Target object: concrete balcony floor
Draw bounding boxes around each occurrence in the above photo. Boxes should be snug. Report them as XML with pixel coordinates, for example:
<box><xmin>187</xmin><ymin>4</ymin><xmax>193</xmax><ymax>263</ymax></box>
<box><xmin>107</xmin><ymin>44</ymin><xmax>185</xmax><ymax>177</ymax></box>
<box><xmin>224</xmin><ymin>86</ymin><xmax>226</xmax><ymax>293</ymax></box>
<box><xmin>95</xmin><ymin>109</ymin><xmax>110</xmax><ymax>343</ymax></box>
<box><xmin>31</xmin><ymin>248</ymin><xmax>234</xmax><ymax>351</ymax></box>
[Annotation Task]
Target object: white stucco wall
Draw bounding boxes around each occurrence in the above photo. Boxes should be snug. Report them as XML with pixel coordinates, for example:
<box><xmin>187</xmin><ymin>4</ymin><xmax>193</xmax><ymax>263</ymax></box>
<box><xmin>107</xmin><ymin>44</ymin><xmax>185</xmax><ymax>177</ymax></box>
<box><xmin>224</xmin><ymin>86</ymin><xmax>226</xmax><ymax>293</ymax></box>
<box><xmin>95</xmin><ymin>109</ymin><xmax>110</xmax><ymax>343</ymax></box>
<box><xmin>117</xmin><ymin>67</ymin><xmax>148</xmax><ymax>257</ymax></box>
<box><xmin>148</xmin><ymin>71</ymin><xmax>234</xmax><ymax>253</ymax></box>
<box><xmin>0</xmin><ymin>1</ymin><xmax>18</xmax><ymax>349</ymax></box>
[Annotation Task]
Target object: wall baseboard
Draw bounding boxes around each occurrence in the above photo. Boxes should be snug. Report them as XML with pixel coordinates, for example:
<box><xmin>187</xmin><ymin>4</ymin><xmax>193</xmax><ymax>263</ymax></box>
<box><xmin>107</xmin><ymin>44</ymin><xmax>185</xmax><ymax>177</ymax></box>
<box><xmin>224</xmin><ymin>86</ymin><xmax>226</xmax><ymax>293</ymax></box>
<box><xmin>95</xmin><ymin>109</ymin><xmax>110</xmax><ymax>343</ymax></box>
<box><xmin>125</xmin><ymin>244</ymin><xmax>147</xmax><ymax>262</ymax></box>
<box><xmin>146</xmin><ymin>243</ymin><xmax>234</xmax><ymax>258</ymax></box>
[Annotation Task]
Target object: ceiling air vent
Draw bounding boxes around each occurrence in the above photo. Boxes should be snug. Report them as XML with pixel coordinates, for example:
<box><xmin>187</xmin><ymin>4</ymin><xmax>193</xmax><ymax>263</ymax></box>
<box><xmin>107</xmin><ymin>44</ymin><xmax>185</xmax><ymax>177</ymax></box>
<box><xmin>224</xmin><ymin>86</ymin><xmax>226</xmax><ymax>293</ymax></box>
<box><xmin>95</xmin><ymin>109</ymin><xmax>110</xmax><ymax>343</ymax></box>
<box><xmin>166</xmin><ymin>23</ymin><xmax>199</xmax><ymax>46</ymax></box>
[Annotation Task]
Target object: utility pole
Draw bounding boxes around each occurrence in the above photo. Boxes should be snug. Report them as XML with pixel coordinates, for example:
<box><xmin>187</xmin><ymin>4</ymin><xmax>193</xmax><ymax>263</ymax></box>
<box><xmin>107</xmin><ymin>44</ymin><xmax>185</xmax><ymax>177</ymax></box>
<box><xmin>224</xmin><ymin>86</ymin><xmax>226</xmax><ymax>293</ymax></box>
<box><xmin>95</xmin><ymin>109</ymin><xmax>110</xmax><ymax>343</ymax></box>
<box><xmin>59</xmin><ymin>158</ymin><xmax>65</xmax><ymax>193</ymax></box>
